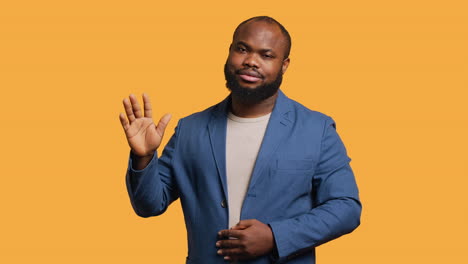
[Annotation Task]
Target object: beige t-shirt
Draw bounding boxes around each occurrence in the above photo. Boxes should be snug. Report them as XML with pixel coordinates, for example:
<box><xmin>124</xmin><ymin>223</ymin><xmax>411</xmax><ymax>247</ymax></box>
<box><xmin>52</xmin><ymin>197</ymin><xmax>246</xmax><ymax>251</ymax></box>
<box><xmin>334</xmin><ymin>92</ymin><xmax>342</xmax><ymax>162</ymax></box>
<box><xmin>226</xmin><ymin>111</ymin><xmax>271</xmax><ymax>228</ymax></box>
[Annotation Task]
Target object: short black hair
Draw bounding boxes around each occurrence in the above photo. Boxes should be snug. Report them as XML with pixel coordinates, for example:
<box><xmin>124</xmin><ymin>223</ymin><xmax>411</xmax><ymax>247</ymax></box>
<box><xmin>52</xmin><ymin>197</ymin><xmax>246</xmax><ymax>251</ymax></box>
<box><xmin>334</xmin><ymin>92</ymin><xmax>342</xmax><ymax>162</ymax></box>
<box><xmin>233</xmin><ymin>16</ymin><xmax>291</xmax><ymax>59</ymax></box>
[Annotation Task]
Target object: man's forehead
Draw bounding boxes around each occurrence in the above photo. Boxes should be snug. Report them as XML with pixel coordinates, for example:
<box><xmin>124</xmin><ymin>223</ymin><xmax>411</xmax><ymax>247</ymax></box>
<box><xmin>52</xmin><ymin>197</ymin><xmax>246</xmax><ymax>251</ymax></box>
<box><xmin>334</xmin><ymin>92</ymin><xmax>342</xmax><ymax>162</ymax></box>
<box><xmin>233</xmin><ymin>21</ymin><xmax>286</xmax><ymax>49</ymax></box>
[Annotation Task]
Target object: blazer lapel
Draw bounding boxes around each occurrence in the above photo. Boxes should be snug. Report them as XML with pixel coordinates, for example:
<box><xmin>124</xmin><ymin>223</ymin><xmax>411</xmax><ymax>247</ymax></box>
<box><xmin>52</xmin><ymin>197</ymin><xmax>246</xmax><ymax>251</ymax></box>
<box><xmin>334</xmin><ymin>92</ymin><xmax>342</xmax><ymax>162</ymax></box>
<box><xmin>207</xmin><ymin>96</ymin><xmax>230</xmax><ymax>200</ymax></box>
<box><xmin>247</xmin><ymin>90</ymin><xmax>294</xmax><ymax>195</ymax></box>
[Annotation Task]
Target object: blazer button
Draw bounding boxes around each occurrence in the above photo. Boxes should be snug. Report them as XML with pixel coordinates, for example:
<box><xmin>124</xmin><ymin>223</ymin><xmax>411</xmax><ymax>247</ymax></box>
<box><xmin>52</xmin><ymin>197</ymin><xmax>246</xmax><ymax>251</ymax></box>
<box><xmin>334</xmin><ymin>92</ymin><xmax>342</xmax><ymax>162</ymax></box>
<box><xmin>221</xmin><ymin>199</ymin><xmax>227</xmax><ymax>208</ymax></box>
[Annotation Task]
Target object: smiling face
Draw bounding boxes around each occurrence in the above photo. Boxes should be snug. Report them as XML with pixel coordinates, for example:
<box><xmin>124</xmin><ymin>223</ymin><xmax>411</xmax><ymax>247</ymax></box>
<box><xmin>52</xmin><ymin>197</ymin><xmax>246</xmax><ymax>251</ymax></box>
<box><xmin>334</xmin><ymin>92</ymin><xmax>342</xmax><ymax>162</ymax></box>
<box><xmin>225</xmin><ymin>20</ymin><xmax>290</xmax><ymax>104</ymax></box>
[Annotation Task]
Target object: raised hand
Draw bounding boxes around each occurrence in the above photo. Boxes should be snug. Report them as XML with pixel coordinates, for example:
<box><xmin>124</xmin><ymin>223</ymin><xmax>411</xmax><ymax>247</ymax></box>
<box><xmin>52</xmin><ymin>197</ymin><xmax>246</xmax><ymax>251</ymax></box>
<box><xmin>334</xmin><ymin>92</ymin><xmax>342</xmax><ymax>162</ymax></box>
<box><xmin>119</xmin><ymin>94</ymin><xmax>171</xmax><ymax>161</ymax></box>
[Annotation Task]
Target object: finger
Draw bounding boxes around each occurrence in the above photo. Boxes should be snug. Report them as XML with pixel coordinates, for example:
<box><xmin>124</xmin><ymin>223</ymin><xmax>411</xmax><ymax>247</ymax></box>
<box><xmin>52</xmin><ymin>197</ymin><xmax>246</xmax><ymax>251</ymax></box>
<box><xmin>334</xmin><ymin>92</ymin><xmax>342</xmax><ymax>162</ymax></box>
<box><xmin>155</xmin><ymin>113</ymin><xmax>172</xmax><ymax>138</ymax></box>
<box><xmin>218</xmin><ymin>229</ymin><xmax>244</xmax><ymax>239</ymax></box>
<box><xmin>123</xmin><ymin>97</ymin><xmax>136</xmax><ymax>123</ymax></box>
<box><xmin>142</xmin><ymin>93</ymin><xmax>152</xmax><ymax>118</ymax></box>
<box><xmin>217</xmin><ymin>247</ymin><xmax>243</xmax><ymax>257</ymax></box>
<box><xmin>129</xmin><ymin>94</ymin><xmax>143</xmax><ymax>118</ymax></box>
<box><xmin>119</xmin><ymin>113</ymin><xmax>130</xmax><ymax>131</ymax></box>
<box><xmin>216</xmin><ymin>238</ymin><xmax>242</xmax><ymax>249</ymax></box>
<box><xmin>224</xmin><ymin>254</ymin><xmax>248</xmax><ymax>262</ymax></box>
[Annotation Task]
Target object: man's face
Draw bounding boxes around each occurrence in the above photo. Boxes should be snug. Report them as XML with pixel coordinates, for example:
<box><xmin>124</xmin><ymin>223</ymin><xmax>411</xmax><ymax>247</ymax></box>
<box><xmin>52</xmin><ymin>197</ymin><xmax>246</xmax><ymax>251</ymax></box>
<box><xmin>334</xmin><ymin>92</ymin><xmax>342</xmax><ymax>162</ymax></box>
<box><xmin>225</xmin><ymin>21</ymin><xmax>290</xmax><ymax>104</ymax></box>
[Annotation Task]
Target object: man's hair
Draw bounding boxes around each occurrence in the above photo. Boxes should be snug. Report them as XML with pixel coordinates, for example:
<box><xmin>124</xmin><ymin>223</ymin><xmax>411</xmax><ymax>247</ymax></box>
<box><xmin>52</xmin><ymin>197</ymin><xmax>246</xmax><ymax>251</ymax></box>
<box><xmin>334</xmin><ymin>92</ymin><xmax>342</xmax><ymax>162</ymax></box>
<box><xmin>233</xmin><ymin>16</ymin><xmax>292</xmax><ymax>60</ymax></box>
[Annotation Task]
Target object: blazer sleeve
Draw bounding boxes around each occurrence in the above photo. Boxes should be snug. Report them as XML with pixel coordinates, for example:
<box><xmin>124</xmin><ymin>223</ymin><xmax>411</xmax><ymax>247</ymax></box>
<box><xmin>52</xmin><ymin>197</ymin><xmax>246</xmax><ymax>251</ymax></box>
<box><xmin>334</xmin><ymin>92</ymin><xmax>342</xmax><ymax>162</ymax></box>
<box><xmin>268</xmin><ymin>117</ymin><xmax>362</xmax><ymax>262</ymax></box>
<box><xmin>125</xmin><ymin>121</ymin><xmax>181</xmax><ymax>218</ymax></box>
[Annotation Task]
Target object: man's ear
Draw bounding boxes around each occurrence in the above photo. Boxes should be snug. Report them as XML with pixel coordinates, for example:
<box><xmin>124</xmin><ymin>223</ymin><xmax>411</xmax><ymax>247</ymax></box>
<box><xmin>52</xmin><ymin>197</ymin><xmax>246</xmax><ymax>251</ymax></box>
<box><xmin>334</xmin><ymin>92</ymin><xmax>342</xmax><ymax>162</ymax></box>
<box><xmin>281</xmin><ymin>58</ymin><xmax>290</xmax><ymax>74</ymax></box>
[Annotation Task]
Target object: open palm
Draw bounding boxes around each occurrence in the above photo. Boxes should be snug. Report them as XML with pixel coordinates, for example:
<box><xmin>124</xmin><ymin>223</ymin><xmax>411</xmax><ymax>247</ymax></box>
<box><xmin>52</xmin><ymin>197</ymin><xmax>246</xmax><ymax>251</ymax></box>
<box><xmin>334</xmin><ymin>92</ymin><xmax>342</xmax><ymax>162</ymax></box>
<box><xmin>119</xmin><ymin>94</ymin><xmax>171</xmax><ymax>157</ymax></box>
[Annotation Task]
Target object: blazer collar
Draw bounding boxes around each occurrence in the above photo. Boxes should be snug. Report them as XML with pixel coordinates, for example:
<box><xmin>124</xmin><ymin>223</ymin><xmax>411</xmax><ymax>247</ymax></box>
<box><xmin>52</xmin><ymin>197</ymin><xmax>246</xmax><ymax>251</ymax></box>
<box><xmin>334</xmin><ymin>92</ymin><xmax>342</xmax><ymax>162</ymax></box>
<box><xmin>211</xmin><ymin>89</ymin><xmax>293</xmax><ymax>119</ymax></box>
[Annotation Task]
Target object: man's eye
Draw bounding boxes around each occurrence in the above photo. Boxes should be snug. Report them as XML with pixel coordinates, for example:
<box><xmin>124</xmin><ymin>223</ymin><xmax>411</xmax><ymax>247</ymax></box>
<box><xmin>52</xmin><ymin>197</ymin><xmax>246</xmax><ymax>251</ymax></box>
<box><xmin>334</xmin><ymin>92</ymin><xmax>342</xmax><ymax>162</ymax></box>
<box><xmin>237</xmin><ymin>47</ymin><xmax>246</xmax><ymax>52</ymax></box>
<box><xmin>263</xmin><ymin>54</ymin><xmax>273</xmax><ymax>58</ymax></box>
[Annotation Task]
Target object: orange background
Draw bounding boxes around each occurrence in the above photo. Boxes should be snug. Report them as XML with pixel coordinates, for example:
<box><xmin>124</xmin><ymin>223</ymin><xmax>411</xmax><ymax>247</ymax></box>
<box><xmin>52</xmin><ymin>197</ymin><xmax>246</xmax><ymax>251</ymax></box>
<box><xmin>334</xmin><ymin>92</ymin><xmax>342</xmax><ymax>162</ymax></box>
<box><xmin>1</xmin><ymin>1</ymin><xmax>467</xmax><ymax>263</ymax></box>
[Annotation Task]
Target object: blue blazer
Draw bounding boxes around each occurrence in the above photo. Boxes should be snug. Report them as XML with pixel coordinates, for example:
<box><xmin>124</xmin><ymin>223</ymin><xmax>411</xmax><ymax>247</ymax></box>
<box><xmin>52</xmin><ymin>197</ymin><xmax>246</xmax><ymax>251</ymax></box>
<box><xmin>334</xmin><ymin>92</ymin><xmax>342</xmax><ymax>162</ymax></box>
<box><xmin>126</xmin><ymin>90</ymin><xmax>361</xmax><ymax>264</ymax></box>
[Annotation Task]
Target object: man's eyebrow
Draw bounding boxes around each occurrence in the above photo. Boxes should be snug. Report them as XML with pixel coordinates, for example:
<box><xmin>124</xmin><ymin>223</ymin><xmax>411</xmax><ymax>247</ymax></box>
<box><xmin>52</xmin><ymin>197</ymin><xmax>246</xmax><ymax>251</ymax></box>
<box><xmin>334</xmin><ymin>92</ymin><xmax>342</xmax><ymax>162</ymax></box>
<box><xmin>260</xmin><ymin>48</ymin><xmax>274</xmax><ymax>53</ymax></box>
<box><xmin>235</xmin><ymin>41</ymin><xmax>275</xmax><ymax>54</ymax></box>
<box><xmin>235</xmin><ymin>41</ymin><xmax>250</xmax><ymax>48</ymax></box>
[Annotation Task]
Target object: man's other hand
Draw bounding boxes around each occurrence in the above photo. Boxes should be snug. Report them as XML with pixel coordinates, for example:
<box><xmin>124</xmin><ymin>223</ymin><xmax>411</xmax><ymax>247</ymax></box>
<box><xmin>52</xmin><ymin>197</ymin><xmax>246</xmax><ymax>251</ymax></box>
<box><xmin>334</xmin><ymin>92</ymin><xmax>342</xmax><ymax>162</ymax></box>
<box><xmin>216</xmin><ymin>219</ymin><xmax>275</xmax><ymax>261</ymax></box>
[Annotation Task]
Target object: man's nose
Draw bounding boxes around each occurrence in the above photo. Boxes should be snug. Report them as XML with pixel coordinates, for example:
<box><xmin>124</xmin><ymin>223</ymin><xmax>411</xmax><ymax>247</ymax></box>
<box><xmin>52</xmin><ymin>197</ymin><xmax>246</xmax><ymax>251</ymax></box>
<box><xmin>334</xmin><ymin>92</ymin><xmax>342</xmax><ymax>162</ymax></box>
<box><xmin>242</xmin><ymin>53</ymin><xmax>259</xmax><ymax>68</ymax></box>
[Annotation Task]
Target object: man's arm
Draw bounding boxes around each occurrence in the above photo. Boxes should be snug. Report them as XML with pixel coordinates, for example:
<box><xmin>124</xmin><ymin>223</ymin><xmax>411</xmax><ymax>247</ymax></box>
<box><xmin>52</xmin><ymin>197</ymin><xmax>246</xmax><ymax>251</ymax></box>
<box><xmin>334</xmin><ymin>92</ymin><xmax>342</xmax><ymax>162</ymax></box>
<box><xmin>126</xmin><ymin>127</ymin><xmax>180</xmax><ymax>217</ymax></box>
<box><xmin>268</xmin><ymin>117</ymin><xmax>361</xmax><ymax>262</ymax></box>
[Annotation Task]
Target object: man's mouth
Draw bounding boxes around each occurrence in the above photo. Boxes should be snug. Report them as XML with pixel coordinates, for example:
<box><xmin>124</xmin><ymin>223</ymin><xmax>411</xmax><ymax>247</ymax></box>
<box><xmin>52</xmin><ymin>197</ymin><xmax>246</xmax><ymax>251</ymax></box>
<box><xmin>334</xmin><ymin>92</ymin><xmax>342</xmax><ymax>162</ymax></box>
<box><xmin>237</xmin><ymin>69</ymin><xmax>263</xmax><ymax>83</ymax></box>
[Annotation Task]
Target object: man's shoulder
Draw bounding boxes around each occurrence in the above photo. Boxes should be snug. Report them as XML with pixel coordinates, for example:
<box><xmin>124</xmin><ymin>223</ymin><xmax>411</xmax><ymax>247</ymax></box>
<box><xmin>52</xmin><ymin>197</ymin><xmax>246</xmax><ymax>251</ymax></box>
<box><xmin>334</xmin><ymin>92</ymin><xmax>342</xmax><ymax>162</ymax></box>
<box><xmin>283</xmin><ymin>95</ymin><xmax>332</xmax><ymax>124</ymax></box>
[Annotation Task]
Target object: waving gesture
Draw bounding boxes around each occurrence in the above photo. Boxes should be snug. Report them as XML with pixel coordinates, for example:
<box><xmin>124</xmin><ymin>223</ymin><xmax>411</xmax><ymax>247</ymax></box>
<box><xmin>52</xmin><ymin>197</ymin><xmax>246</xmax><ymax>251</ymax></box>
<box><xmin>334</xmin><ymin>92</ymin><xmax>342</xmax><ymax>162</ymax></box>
<box><xmin>119</xmin><ymin>94</ymin><xmax>171</xmax><ymax>167</ymax></box>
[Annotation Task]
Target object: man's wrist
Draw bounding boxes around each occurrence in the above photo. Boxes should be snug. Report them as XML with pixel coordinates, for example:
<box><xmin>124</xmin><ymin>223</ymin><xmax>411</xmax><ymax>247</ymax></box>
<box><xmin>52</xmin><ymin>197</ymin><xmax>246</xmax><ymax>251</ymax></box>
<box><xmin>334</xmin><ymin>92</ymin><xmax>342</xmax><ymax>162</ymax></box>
<box><xmin>131</xmin><ymin>151</ymin><xmax>155</xmax><ymax>170</ymax></box>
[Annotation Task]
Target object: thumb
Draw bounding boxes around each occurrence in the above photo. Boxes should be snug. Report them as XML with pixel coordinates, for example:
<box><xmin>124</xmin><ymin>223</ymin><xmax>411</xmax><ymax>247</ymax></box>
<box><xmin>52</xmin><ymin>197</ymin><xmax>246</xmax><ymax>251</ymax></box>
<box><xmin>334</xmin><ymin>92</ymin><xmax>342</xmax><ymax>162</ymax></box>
<box><xmin>155</xmin><ymin>113</ymin><xmax>172</xmax><ymax>137</ymax></box>
<box><xmin>231</xmin><ymin>225</ymin><xmax>246</xmax><ymax>230</ymax></box>
<box><xmin>234</xmin><ymin>219</ymin><xmax>254</xmax><ymax>229</ymax></box>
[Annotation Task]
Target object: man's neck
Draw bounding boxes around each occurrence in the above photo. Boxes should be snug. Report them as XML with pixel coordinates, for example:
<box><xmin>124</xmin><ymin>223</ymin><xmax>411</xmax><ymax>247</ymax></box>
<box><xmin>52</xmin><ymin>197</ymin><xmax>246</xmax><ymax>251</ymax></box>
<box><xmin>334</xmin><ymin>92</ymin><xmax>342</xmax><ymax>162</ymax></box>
<box><xmin>230</xmin><ymin>92</ymin><xmax>278</xmax><ymax>118</ymax></box>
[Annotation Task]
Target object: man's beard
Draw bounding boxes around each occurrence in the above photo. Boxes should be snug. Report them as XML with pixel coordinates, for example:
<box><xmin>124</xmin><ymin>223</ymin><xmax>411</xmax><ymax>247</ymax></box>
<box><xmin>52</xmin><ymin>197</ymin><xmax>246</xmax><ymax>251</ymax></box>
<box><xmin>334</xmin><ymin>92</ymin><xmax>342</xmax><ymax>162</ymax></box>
<box><xmin>224</xmin><ymin>63</ymin><xmax>283</xmax><ymax>105</ymax></box>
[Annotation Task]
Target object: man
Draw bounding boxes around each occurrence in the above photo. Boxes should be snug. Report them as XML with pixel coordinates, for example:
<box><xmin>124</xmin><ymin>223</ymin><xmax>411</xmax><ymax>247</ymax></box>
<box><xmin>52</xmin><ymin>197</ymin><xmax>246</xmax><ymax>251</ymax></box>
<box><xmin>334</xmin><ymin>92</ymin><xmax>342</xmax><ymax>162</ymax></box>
<box><xmin>119</xmin><ymin>16</ymin><xmax>361</xmax><ymax>264</ymax></box>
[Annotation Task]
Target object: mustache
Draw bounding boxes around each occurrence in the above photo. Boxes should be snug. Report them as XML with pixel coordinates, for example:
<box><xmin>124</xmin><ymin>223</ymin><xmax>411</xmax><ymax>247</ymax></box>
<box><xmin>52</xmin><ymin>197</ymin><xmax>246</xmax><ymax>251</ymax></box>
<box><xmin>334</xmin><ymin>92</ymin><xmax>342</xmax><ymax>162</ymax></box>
<box><xmin>235</xmin><ymin>68</ymin><xmax>263</xmax><ymax>79</ymax></box>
